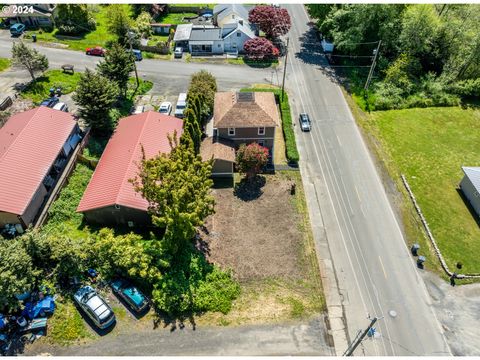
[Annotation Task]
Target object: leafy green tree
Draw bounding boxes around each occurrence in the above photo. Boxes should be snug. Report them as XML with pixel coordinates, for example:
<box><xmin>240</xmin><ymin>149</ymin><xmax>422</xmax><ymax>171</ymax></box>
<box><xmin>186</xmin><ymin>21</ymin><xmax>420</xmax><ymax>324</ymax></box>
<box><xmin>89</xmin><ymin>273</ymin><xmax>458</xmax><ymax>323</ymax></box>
<box><xmin>236</xmin><ymin>143</ymin><xmax>269</xmax><ymax>180</ymax></box>
<box><xmin>0</xmin><ymin>237</ymin><xmax>38</xmax><ymax>311</ymax></box>
<box><xmin>54</xmin><ymin>4</ymin><xmax>96</xmax><ymax>35</ymax></box>
<box><xmin>97</xmin><ymin>42</ymin><xmax>134</xmax><ymax>97</ymax></box>
<box><xmin>133</xmin><ymin>11</ymin><xmax>153</xmax><ymax>38</ymax></box>
<box><xmin>132</xmin><ymin>135</ymin><xmax>214</xmax><ymax>255</ymax></box>
<box><xmin>72</xmin><ymin>68</ymin><xmax>118</xmax><ymax>134</ymax></box>
<box><xmin>181</xmin><ymin>108</ymin><xmax>202</xmax><ymax>153</ymax></box>
<box><xmin>11</xmin><ymin>42</ymin><xmax>48</xmax><ymax>81</ymax></box>
<box><xmin>107</xmin><ymin>4</ymin><xmax>133</xmax><ymax>45</ymax></box>
<box><xmin>187</xmin><ymin>71</ymin><xmax>217</xmax><ymax>121</ymax></box>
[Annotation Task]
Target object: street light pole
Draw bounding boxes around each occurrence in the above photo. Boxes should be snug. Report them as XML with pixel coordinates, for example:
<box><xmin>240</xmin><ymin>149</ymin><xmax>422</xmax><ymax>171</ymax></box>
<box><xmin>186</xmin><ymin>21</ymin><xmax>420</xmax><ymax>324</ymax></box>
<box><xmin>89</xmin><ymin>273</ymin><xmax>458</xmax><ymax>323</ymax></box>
<box><xmin>127</xmin><ymin>30</ymin><xmax>140</xmax><ymax>95</ymax></box>
<box><xmin>364</xmin><ymin>40</ymin><xmax>382</xmax><ymax>92</ymax></box>
<box><xmin>343</xmin><ymin>316</ymin><xmax>378</xmax><ymax>356</ymax></box>
<box><xmin>281</xmin><ymin>36</ymin><xmax>289</xmax><ymax>102</ymax></box>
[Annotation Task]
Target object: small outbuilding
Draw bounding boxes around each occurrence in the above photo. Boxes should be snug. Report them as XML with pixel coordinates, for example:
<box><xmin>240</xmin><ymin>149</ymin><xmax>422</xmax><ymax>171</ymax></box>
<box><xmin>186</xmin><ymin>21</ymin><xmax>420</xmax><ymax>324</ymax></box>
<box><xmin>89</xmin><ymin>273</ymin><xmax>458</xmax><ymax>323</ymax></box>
<box><xmin>77</xmin><ymin>111</ymin><xmax>183</xmax><ymax>227</ymax></box>
<box><xmin>200</xmin><ymin>137</ymin><xmax>235</xmax><ymax>177</ymax></box>
<box><xmin>460</xmin><ymin>166</ymin><xmax>480</xmax><ymax>218</ymax></box>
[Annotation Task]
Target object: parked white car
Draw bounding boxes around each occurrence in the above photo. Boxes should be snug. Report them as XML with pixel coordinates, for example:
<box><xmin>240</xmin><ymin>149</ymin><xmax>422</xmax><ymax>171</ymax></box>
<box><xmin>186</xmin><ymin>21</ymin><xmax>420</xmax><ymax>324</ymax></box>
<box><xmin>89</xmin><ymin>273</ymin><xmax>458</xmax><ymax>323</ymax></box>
<box><xmin>73</xmin><ymin>286</ymin><xmax>115</xmax><ymax>329</ymax></box>
<box><xmin>159</xmin><ymin>102</ymin><xmax>172</xmax><ymax>115</ymax></box>
<box><xmin>174</xmin><ymin>93</ymin><xmax>187</xmax><ymax>119</ymax></box>
<box><xmin>132</xmin><ymin>105</ymin><xmax>144</xmax><ymax>114</ymax></box>
<box><xmin>174</xmin><ymin>47</ymin><xmax>183</xmax><ymax>59</ymax></box>
<box><xmin>52</xmin><ymin>102</ymin><xmax>69</xmax><ymax>112</ymax></box>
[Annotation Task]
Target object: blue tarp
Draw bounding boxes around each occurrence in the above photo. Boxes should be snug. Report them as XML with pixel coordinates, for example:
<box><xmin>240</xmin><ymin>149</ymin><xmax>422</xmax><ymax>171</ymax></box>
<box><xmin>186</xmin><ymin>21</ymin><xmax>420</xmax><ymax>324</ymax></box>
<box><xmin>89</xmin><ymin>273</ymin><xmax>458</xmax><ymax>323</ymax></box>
<box><xmin>0</xmin><ymin>314</ymin><xmax>6</xmax><ymax>330</ymax></box>
<box><xmin>21</xmin><ymin>296</ymin><xmax>55</xmax><ymax>320</ymax></box>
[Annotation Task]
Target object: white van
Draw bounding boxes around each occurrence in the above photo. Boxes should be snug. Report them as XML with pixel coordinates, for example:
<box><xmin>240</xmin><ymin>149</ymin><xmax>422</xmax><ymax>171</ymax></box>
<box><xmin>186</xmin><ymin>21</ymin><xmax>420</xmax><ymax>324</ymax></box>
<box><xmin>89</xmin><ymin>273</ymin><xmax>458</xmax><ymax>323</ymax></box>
<box><xmin>174</xmin><ymin>93</ymin><xmax>187</xmax><ymax>119</ymax></box>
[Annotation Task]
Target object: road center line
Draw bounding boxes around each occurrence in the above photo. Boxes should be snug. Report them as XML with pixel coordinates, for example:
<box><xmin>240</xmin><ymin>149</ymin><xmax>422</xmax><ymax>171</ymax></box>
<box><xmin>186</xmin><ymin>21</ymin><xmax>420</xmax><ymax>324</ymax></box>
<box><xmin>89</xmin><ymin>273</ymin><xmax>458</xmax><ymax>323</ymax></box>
<box><xmin>379</xmin><ymin>256</ymin><xmax>388</xmax><ymax>279</ymax></box>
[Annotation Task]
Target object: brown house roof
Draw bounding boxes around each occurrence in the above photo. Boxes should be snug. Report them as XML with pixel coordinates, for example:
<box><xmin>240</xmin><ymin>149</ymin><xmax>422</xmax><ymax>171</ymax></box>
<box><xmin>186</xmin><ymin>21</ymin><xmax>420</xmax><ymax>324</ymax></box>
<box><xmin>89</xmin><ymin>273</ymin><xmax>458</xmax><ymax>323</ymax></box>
<box><xmin>200</xmin><ymin>137</ymin><xmax>236</xmax><ymax>163</ymax></box>
<box><xmin>213</xmin><ymin>92</ymin><xmax>280</xmax><ymax>128</ymax></box>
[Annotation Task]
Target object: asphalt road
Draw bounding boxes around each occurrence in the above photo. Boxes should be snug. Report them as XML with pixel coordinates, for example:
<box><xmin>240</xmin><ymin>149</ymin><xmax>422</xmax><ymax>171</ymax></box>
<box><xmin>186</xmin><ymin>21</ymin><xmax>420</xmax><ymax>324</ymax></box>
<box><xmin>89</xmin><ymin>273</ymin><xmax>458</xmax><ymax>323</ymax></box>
<box><xmin>0</xmin><ymin>30</ymin><xmax>273</xmax><ymax>94</ymax></box>
<box><xmin>284</xmin><ymin>4</ymin><xmax>451</xmax><ymax>356</ymax></box>
<box><xmin>27</xmin><ymin>317</ymin><xmax>333</xmax><ymax>356</ymax></box>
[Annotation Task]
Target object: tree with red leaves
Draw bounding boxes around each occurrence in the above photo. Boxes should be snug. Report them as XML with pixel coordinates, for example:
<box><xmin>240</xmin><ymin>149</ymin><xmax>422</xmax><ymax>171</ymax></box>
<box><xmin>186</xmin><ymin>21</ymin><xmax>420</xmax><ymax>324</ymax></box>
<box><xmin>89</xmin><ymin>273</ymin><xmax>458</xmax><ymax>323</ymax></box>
<box><xmin>244</xmin><ymin>37</ymin><xmax>279</xmax><ymax>61</ymax></box>
<box><xmin>236</xmin><ymin>143</ymin><xmax>269</xmax><ymax>179</ymax></box>
<box><xmin>248</xmin><ymin>5</ymin><xmax>291</xmax><ymax>39</ymax></box>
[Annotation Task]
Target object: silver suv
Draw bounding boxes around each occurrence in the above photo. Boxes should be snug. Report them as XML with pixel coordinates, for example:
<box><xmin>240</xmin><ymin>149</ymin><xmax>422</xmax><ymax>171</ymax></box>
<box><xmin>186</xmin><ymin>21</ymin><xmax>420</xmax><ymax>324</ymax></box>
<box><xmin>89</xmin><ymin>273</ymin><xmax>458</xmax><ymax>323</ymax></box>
<box><xmin>74</xmin><ymin>286</ymin><xmax>115</xmax><ymax>329</ymax></box>
<box><xmin>299</xmin><ymin>113</ymin><xmax>311</xmax><ymax>132</ymax></box>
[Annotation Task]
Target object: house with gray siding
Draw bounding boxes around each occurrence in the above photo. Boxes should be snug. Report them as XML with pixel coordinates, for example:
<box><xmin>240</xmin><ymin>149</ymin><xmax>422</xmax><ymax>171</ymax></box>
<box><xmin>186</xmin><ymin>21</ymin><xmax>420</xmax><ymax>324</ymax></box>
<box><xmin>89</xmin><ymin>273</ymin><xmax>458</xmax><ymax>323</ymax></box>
<box><xmin>222</xmin><ymin>20</ymin><xmax>256</xmax><ymax>53</ymax></box>
<box><xmin>213</xmin><ymin>91</ymin><xmax>280</xmax><ymax>164</ymax></box>
<box><xmin>460</xmin><ymin>166</ymin><xmax>480</xmax><ymax>218</ymax></box>
<box><xmin>188</xmin><ymin>27</ymin><xmax>224</xmax><ymax>54</ymax></box>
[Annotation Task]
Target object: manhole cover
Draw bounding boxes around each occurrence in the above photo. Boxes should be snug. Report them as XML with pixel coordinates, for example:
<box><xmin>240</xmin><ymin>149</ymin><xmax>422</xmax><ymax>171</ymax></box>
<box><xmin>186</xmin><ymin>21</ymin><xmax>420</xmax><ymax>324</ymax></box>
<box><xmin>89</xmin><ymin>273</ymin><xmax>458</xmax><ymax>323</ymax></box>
<box><xmin>389</xmin><ymin>310</ymin><xmax>397</xmax><ymax>318</ymax></box>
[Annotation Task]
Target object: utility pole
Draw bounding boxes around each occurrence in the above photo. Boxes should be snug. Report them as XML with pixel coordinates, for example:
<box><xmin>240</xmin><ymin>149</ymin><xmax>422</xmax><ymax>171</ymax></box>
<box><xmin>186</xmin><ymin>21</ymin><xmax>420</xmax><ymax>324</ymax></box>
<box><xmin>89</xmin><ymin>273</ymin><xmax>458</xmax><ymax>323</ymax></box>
<box><xmin>364</xmin><ymin>40</ymin><xmax>382</xmax><ymax>92</ymax></box>
<box><xmin>343</xmin><ymin>316</ymin><xmax>378</xmax><ymax>356</ymax></box>
<box><xmin>281</xmin><ymin>36</ymin><xmax>290</xmax><ymax>102</ymax></box>
<box><xmin>127</xmin><ymin>30</ymin><xmax>140</xmax><ymax>95</ymax></box>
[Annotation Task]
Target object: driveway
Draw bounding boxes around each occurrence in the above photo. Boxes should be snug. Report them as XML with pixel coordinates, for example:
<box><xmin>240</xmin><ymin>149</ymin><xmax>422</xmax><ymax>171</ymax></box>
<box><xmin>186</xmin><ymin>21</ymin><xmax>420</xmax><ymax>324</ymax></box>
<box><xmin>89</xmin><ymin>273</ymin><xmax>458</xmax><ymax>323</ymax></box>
<box><xmin>26</xmin><ymin>317</ymin><xmax>334</xmax><ymax>356</ymax></box>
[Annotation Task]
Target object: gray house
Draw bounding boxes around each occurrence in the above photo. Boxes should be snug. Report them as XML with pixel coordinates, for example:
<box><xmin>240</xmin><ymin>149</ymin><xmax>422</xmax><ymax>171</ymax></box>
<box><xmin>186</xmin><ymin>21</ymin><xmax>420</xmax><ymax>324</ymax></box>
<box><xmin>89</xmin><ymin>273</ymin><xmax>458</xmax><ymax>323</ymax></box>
<box><xmin>222</xmin><ymin>20</ymin><xmax>256</xmax><ymax>53</ymax></box>
<box><xmin>188</xmin><ymin>27</ymin><xmax>224</xmax><ymax>54</ymax></box>
<box><xmin>460</xmin><ymin>166</ymin><xmax>480</xmax><ymax>217</ymax></box>
<box><xmin>213</xmin><ymin>4</ymin><xmax>251</xmax><ymax>28</ymax></box>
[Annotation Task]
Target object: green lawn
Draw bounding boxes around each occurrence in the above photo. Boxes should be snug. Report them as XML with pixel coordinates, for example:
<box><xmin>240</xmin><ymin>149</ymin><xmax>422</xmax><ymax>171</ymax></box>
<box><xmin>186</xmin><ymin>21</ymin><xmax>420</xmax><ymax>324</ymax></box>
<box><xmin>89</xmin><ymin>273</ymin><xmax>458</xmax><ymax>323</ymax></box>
<box><xmin>147</xmin><ymin>34</ymin><xmax>169</xmax><ymax>46</ymax></box>
<box><xmin>25</xmin><ymin>5</ymin><xmax>130</xmax><ymax>51</ymax></box>
<box><xmin>173</xmin><ymin>4</ymin><xmax>215</xmax><ymax>9</ymax></box>
<box><xmin>21</xmin><ymin>70</ymin><xmax>82</xmax><ymax>103</ymax></box>
<box><xmin>157</xmin><ymin>12</ymin><xmax>197</xmax><ymax>25</ymax></box>
<box><xmin>227</xmin><ymin>57</ymin><xmax>279</xmax><ymax>69</ymax></box>
<box><xmin>365</xmin><ymin>107</ymin><xmax>480</xmax><ymax>274</ymax></box>
<box><xmin>0</xmin><ymin>57</ymin><xmax>11</xmax><ymax>72</ymax></box>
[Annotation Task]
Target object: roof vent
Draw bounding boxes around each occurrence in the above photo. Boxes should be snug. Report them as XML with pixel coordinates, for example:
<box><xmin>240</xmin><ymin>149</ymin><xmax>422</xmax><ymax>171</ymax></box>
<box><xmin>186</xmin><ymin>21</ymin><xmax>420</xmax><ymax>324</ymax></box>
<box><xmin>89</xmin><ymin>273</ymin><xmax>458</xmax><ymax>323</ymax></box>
<box><xmin>237</xmin><ymin>92</ymin><xmax>254</xmax><ymax>102</ymax></box>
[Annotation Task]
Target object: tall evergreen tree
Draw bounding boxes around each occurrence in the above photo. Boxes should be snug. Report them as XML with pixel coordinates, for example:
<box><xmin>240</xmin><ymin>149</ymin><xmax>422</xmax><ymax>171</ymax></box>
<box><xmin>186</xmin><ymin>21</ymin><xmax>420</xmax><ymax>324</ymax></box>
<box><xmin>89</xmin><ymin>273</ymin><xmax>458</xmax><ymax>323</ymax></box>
<box><xmin>97</xmin><ymin>42</ymin><xmax>135</xmax><ymax>97</ymax></box>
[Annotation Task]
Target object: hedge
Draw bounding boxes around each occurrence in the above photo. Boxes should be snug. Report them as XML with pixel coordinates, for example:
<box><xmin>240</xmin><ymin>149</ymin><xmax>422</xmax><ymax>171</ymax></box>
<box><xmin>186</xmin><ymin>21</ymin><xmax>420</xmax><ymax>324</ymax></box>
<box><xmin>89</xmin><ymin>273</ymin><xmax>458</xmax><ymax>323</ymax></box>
<box><xmin>240</xmin><ymin>87</ymin><xmax>299</xmax><ymax>164</ymax></box>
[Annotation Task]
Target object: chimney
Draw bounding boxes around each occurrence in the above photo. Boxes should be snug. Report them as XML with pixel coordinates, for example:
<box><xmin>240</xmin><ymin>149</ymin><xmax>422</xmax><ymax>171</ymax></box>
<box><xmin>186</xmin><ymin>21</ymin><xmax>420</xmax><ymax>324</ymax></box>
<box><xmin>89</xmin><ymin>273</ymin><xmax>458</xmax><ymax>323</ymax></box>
<box><xmin>239</xmin><ymin>19</ymin><xmax>243</xmax><ymax>26</ymax></box>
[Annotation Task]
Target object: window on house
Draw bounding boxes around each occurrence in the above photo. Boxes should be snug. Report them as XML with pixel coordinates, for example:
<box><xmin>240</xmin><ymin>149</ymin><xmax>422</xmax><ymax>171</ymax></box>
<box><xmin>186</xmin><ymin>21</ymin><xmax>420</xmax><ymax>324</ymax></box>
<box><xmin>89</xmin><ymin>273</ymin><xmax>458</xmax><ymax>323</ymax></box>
<box><xmin>258</xmin><ymin>140</ymin><xmax>265</xmax><ymax>147</ymax></box>
<box><xmin>228</xmin><ymin>128</ymin><xmax>235</xmax><ymax>136</ymax></box>
<box><xmin>237</xmin><ymin>31</ymin><xmax>241</xmax><ymax>37</ymax></box>
<box><xmin>258</xmin><ymin>127</ymin><xmax>265</xmax><ymax>135</ymax></box>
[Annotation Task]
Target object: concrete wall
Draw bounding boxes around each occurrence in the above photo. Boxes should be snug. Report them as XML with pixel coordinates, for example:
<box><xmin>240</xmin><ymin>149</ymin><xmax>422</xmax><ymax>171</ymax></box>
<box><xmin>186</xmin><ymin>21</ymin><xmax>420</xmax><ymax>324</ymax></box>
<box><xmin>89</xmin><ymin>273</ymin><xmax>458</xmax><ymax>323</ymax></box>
<box><xmin>212</xmin><ymin>159</ymin><xmax>233</xmax><ymax>177</ymax></box>
<box><xmin>82</xmin><ymin>205</ymin><xmax>152</xmax><ymax>227</ymax></box>
<box><xmin>460</xmin><ymin>175</ymin><xmax>480</xmax><ymax>217</ymax></box>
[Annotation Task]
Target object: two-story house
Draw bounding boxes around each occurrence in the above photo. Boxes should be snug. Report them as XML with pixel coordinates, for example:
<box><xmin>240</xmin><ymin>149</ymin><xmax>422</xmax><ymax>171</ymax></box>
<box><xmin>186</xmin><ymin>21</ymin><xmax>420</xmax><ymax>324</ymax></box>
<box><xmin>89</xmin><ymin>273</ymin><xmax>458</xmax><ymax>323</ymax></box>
<box><xmin>201</xmin><ymin>91</ymin><xmax>280</xmax><ymax>176</ymax></box>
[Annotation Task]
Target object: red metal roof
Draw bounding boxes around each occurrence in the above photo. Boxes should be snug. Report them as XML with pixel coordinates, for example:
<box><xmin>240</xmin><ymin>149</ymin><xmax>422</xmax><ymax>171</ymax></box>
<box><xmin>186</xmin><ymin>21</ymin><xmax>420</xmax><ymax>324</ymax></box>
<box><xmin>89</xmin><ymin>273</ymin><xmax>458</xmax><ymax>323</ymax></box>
<box><xmin>77</xmin><ymin>111</ymin><xmax>184</xmax><ymax>213</ymax></box>
<box><xmin>0</xmin><ymin>107</ymin><xmax>77</xmax><ymax>216</ymax></box>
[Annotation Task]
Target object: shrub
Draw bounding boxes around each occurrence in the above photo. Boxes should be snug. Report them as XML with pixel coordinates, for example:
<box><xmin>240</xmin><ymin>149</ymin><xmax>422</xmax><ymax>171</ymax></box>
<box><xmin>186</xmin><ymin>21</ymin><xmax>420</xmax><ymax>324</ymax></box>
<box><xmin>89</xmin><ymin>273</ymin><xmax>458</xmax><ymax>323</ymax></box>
<box><xmin>244</xmin><ymin>37</ymin><xmax>279</xmax><ymax>61</ymax></box>
<box><xmin>236</xmin><ymin>143</ymin><xmax>269</xmax><ymax>179</ymax></box>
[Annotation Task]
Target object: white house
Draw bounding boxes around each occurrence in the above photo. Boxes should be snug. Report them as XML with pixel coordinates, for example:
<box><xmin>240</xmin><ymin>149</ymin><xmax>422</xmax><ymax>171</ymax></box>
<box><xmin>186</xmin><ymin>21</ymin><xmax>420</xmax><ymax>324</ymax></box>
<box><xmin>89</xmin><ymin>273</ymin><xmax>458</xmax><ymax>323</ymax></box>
<box><xmin>213</xmin><ymin>4</ymin><xmax>252</xmax><ymax>28</ymax></box>
<box><xmin>222</xmin><ymin>20</ymin><xmax>256</xmax><ymax>53</ymax></box>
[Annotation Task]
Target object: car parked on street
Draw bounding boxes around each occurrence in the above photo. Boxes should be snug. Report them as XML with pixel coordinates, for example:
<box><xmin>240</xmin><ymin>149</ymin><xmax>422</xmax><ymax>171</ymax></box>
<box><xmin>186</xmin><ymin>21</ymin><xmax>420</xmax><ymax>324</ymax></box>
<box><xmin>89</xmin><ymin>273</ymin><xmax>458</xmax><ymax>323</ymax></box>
<box><xmin>174</xmin><ymin>93</ymin><xmax>187</xmax><ymax>118</ymax></box>
<box><xmin>73</xmin><ymin>286</ymin><xmax>115</xmax><ymax>330</ymax></box>
<box><xmin>86</xmin><ymin>46</ymin><xmax>106</xmax><ymax>57</ymax></box>
<box><xmin>111</xmin><ymin>279</ymin><xmax>149</xmax><ymax>314</ymax></box>
<box><xmin>52</xmin><ymin>102</ymin><xmax>69</xmax><ymax>112</ymax></box>
<box><xmin>9</xmin><ymin>23</ymin><xmax>25</xmax><ymax>36</ymax></box>
<box><xmin>159</xmin><ymin>102</ymin><xmax>172</xmax><ymax>115</ymax></box>
<box><xmin>299</xmin><ymin>113</ymin><xmax>311</xmax><ymax>132</ymax></box>
<box><xmin>40</xmin><ymin>97</ymin><xmax>59</xmax><ymax>108</ymax></box>
<box><xmin>174</xmin><ymin>47</ymin><xmax>183</xmax><ymax>59</ymax></box>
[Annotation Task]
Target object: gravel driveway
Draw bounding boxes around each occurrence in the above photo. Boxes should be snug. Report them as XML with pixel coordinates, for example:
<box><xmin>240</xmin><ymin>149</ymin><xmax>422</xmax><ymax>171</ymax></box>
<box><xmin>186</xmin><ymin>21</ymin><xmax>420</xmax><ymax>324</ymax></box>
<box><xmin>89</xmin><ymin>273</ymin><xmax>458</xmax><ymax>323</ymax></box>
<box><xmin>26</xmin><ymin>317</ymin><xmax>334</xmax><ymax>356</ymax></box>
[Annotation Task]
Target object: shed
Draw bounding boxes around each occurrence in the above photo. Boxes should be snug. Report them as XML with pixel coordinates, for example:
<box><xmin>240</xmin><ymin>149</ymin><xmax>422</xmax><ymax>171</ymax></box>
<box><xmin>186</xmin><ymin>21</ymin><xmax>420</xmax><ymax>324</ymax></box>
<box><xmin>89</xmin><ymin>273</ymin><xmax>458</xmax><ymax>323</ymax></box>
<box><xmin>151</xmin><ymin>23</ymin><xmax>172</xmax><ymax>35</ymax></box>
<box><xmin>460</xmin><ymin>166</ymin><xmax>480</xmax><ymax>218</ymax></box>
<box><xmin>77</xmin><ymin>111</ymin><xmax>183</xmax><ymax>227</ymax></box>
<box><xmin>0</xmin><ymin>107</ymin><xmax>80</xmax><ymax>229</ymax></box>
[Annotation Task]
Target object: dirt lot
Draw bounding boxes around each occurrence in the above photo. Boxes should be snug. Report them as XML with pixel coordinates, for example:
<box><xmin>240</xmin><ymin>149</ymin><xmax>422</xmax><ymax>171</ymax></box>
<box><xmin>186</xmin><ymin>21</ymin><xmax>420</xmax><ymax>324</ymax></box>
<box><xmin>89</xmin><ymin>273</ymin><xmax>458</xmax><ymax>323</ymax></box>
<box><xmin>197</xmin><ymin>171</ymin><xmax>325</xmax><ymax>326</ymax></box>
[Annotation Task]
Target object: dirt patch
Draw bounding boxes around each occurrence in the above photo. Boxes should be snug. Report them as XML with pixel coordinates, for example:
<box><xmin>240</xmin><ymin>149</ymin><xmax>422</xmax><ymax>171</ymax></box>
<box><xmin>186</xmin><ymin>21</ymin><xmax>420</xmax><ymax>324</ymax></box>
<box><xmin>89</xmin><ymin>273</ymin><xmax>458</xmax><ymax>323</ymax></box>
<box><xmin>202</xmin><ymin>174</ymin><xmax>304</xmax><ymax>281</ymax></box>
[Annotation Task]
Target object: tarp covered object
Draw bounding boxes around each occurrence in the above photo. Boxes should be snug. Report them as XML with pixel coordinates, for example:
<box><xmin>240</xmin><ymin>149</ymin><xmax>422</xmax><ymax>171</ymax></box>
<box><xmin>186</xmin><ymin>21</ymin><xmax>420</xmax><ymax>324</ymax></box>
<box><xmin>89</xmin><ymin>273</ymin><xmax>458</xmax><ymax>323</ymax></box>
<box><xmin>22</xmin><ymin>296</ymin><xmax>55</xmax><ymax>320</ymax></box>
<box><xmin>0</xmin><ymin>314</ymin><xmax>6</xmax><ymax>330</ymax></box>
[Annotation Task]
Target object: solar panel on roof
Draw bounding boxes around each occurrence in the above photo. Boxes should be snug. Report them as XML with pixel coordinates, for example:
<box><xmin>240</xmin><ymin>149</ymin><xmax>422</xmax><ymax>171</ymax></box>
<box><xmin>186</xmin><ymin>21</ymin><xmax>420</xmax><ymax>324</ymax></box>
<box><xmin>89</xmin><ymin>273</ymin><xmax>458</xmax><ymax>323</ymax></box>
<box><xmin>237</xmin><ymin>92</ymin><xmax>254</xmax><ymax>102</ymax></box>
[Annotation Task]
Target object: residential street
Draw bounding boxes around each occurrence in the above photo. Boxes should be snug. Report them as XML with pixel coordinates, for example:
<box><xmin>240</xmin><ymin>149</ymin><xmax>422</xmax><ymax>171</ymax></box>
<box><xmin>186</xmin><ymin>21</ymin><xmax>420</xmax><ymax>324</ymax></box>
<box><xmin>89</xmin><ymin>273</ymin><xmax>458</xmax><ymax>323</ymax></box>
<box><xmin>0</xmin><ymin>30</ymin><xmax>273</xmax><ymax>95</ymax></box>
<box><xmin>27</xmin><ymin>317</ymin><xmax>333</xmax><ymax>356</ymax></box>
<box><xmin>284</xmin><ymin>4</ymin><xmax>451</xmax><ymax>356</ymax></box>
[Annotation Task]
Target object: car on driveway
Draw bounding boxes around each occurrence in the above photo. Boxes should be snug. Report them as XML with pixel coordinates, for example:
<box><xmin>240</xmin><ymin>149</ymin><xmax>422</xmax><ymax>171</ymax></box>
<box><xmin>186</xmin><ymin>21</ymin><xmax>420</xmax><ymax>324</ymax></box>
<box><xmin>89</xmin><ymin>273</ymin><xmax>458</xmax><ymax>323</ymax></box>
<box><xmin>174</xmin><ymin>93</ymin><xmax>187</xmax><ymax>118</ymax></box>
<box><xmin>52</xmin><ymin>102</ymin><xmax>69</xmax><ymax>112</ymax></box>
<box><xmin>40</xmin><ymin>97</ymin><xmax>60</xmax><ymax>108</ymax></box>
<box><xmin>299</xmin><ymin>113</ymin><xmax>311</xmax><ymax>132</ymax></box>
<box><xmin>111</xmin><ymin>279</ymin><xmax>149</xmax><ymax>313</ymax></box>
<box><xmin>159</xmin><ymin>102</ymin><xmax>172</xmax><ymax>115</ymax></box>
<box><xmin>174</xmin><ymin>47</ymin><xmax>183</xmax><ymax>59</ymax></box>
<box><xmin>10</xmin><ymin>23</ymin><xmax>25</xmax><ymax>36</ymax></box>
<box><xmin>73</xmin><ymin>286</ymin><xmax>115</xmax><ymax>329</ymax></box>
<box><xmin>86</xmin><ymin>46</ymin><xmax>106</xmax><ymax>56</ymax></box>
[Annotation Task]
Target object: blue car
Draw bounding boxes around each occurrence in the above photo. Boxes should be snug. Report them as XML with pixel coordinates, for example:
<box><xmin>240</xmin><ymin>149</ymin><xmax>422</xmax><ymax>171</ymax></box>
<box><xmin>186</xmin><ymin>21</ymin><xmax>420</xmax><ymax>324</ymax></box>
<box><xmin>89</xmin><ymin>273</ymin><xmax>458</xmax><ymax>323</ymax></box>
<box><xmin>40</xmin><ymin>97</ymin><xmax>59</xmax><ymax>108</ymax></box>
<box><xmin>111</xmin><ymin>279</ymin><xmax>149</xmax><ymax>313</ymax></box>
<box><xmin>131</xmin><ymin>49</ymin><xmax>143</xmax><ymax>61</ymax></box>
<box><xmin>10</xmin><ymin>23</ymin><xmax>25</xmax><ymax>36</ymax></box>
